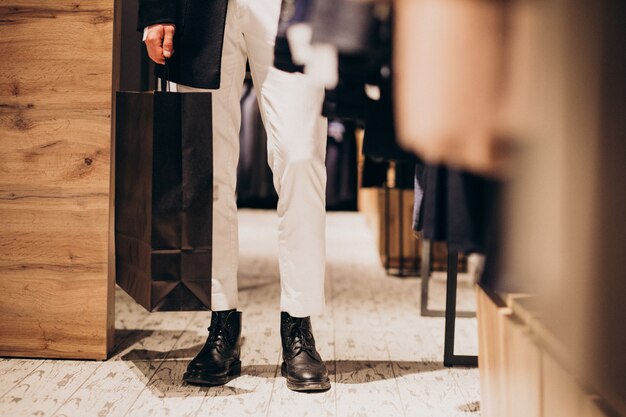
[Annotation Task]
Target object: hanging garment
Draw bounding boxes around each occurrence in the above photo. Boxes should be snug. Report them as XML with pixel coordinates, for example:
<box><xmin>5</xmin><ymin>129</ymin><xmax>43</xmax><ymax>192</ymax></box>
<box><xmin>362</xmin><ymin>79</ymin><xmax>416</xmax><ymax>162</ymax></box>
<box><xmin>394</xmin><ymin>0</ymin><xmax>512</xmax><ymax>177</ymax></box>
<box><xmin>274</xmin><ymin>0</ymin><xmax>315</xmax><ymax>73</ymax></box>
<box><xmin>319</xmin><ymin>6</ymin><xmax>389</xmax><ymax>121</ymax></box>
<box><xmin>274</xmin><ymin>0</ymin><xmax>392</xmax><ymax>120</ymax></box>
<box><xmin>415</xmin><ymin>164</ymin><xmax>500</xmax><ymax>254</ymax></box>
<box><xmin>393</xmin><ymin>161</ymin><xmax>417</xmax><ymax>190</ymax></box>
<box><xmin>309</xmin><ymin>0</ymin><xmax>377</xmax><ymax>55</ymax></box>
<box><xmin>361</xmin><ymin>157</ymin><xmax>389</xmax><ymax>189</ymax></box>
<box><xmin>361</xmin><ymin>12</ymin><xmax>416</xmax><ymax>164</ymax></box>
<box><xmin>321</xmin><ymin>54</ymin><xmax>371</xmax><ymax>120</ymax></box>
<box><xmin>412</xmin><ymin>162</ymin><xmax>426</xmax><ymax>230</ymax></box>
<box><xmin>279</xmin><ymin>0</ymin><xmax>381</xmax><ymax>91</ymax></box>
<box><xmin>325</xmin><ymin>120</ymin><xmax>359</xmax><ymax>210</ymax></box>
<box><xmin>237</xmin><ymin>80</ymin><xmax>279</xmax><ymax>208</ymax></box>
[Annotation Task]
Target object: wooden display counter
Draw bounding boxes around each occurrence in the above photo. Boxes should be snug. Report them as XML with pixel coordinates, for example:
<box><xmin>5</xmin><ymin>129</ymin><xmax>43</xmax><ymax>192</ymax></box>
<box><xmin>0</xmin><ymin>1</ymin><xmax>120</xmax><ymax>359</ymax></box>
<box><xmin>477</xmin><ymin>286</ymin><xmax>618</xmax><ymax>417</ymax></box>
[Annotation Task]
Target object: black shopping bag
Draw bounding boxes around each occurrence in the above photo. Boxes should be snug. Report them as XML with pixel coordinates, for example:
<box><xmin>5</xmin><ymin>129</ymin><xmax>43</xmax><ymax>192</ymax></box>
<box><xmin>115</xmin><ymin>79</ymin><xmax>213</xmax><ymax>311</ymax></box>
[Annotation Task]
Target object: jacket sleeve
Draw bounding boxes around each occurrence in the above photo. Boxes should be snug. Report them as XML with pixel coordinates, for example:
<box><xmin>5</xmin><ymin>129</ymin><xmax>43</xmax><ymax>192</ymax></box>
<box><xmin>137</xmin><ymin>0</ymin><xmax>177</xmax><ymax>32</ymax></box>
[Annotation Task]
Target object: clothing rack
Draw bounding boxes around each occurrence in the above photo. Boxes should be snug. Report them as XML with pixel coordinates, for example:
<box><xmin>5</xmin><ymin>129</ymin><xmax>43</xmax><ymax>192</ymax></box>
<box><xmin>420</xmin><ymin>240</ymin><xmax>478</xmax><ymax>367</ymax></box>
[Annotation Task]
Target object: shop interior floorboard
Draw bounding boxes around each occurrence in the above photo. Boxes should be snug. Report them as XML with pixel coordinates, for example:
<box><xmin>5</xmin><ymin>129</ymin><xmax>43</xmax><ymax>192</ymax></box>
<box><xmin>0</xmin><ymin>210</ymin><xmax>480</xmax><ymax>417</ymax></box>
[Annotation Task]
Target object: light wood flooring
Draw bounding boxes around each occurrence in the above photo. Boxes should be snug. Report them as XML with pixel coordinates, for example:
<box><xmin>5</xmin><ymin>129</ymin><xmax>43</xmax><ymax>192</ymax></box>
<box><xmin>0</xmin><ymin>210</ymin><xmax>480</xmax><ymax>417</ymax></box>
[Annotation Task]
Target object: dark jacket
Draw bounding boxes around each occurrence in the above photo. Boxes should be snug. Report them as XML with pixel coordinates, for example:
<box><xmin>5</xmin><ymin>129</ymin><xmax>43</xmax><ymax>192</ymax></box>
<box><xmin>138</xmin><ymin>0</ymin><xmax>229</xmax><ymax>89</ymax></box>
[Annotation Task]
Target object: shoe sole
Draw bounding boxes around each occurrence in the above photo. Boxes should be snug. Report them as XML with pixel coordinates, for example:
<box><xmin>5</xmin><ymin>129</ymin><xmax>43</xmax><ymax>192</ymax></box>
<box><xmin>281</xmin><ymin>362</ymin><xmax>331</xmax><ymax>392</ymax></box>
<box><xmin>183</xmin><ymin>360</ymin><xmax>241</xmax><ymax>386</ymax></box>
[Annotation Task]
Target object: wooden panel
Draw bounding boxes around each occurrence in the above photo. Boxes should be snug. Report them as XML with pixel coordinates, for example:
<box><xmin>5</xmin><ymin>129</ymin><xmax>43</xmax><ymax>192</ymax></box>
<box><xmin>503</xmin><ymin>314</ymin><xmax>542</xmax><ymax>417</ymax></box>
<box><xmin>0</xmin><ymin>1</ymin><xmax>116</xmax><ymax>359</ymax></box>
<box><xmin>378</xmin><ymin>188</ymin><xmax>419</xmax><ymax>268</ymax></box>
<box><xmin>500</xmin><ymin>0</ymin><xmax>625</xmax><ymax>414</ymax></box>
<box><xmin>476</xmin><ymin>286</ymin><xmax>511</xmax><ymax>417</ymax></box>
<box><xmin>541</xmin><ymin>352</ymin><xmax>584</xmax><ymax>417</ymax></box>
<box><xmin>358</xmin><ymin>188</ymin><xmax>419</xmax><ymax>268</ymax></box>
<box><xmin>478</xmin><ymin>288</ymin><xmax>622</xmax><ymax>417</ymax></box>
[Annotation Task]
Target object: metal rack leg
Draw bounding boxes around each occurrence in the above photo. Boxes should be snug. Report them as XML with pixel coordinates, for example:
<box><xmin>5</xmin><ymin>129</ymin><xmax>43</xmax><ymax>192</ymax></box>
<box><xmin>398</xmin><ymin>189</ymin><xmax>404</xmax><ymax>274</ymax></box>
<box><xmin>443</xmin><ymin>250</ymin><xmax>478</xmax><ymax>367</ymax></box>
<box><xmin>384</xmin><ymin>184</ymin><xmax>391</xmax><ymax>272</ymax></box>
<box><xmin>420</xmin><ymin>240</ymin><xmax>434</xmax><ymax>316</ymax></box>
<box><xmin>420</xmin><ymin>240</ymin><xmax>476</xmax><ymax>318</ymax></box>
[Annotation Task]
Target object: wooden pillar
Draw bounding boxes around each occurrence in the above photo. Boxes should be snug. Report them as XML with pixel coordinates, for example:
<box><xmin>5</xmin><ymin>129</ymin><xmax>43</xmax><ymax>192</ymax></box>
<box><xmin>0</xmin><ymin>1</ymin><xmax>119</xmax><ymax>360</ymax></box>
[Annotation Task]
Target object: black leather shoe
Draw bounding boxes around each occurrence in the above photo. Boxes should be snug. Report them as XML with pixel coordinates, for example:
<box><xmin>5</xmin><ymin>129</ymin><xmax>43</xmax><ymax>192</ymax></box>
<box><xmin>183</xmin><ymin>309</ymin><xmax>242</xmax><ymax>386</ymax></box>
<box><xmin>280</xmin><ymin>312</ymin><xmax>331</xmax><ymax>392</ymax></box>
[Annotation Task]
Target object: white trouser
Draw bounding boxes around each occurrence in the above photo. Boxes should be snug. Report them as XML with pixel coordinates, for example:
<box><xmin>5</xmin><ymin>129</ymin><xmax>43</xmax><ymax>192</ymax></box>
<box><xmin>177</xmin><ymin>0</ymin><xmax>328</xmax><ymax>317</ymax></box>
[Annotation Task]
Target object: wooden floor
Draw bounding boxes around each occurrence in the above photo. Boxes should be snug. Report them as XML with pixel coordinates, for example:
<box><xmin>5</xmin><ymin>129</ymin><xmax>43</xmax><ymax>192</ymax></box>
<box><xmin>0</xmin><ymin>210</ymin><xmax>480</xmax><ymax>417</ymax></box>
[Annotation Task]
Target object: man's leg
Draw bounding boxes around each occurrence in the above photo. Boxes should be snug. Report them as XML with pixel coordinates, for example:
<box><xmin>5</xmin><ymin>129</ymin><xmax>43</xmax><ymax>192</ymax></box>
<box><xmin>179</xmin><ymin>0</ymin><xmax>247</xmax><ymax>386</ymax></box>
<box><xmin>242</xmin><ymin>0</ymin><xmax>330</xmax><ymax>392</ymax></box>
<box><xmin>244</xmin><ymin>0</ymin><xmax>328</xmax><ymax>319</ymax></box>
<box><xmin>177</xmin><ymin>23</ymin><xmax>246</xmax><ymax>313</ymax></box>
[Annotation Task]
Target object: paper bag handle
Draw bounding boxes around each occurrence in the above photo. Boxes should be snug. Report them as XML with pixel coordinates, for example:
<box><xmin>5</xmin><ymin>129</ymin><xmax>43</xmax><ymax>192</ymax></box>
<box><xmin>159</xmin><ymin>59</ymin><xmax>170</xmax><ymax>92</ymax></box>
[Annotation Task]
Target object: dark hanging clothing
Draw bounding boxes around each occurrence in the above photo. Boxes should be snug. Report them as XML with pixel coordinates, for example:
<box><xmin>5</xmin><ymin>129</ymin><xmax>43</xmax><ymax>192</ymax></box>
<box><xmin>273</xmin><ymin>0</ymin><xmax>314</xmax><ymax>73</ymax></box>
<box><xmin>237</xmin><ymin>81</ymin><xmax>279</xmax><ymax>208</ymax></box>
<box><xmin>316</xmin><ymin>2</ymin><xmax>389</xmax><ymax>121</ymax></box>
<box><xmin>412</xmin><ymin>162</ymin><xmax>426</xmax><ymax>230</ymax></box>
<box><xmin>361</xmin><ymin>158</ymin><xmax>389</xmax><ymax>189</ymax></box>
<box><xmin>361</xmin><ymin>76</ymin><xmax>416</xmax><ymax>163</ymax></box>
<box><xmin>413</xmin><ymin>163</ymin><xmax>504</xmax><ymax>289</ymax></box>
<box><xmin>414</xmin><ymin>165</ymin><xmax>501</xmax><ymax>254</ymax></box>
<box><xmin>321</xmin><ymin>54</ymin><xmax>371</xmax><ymax>121</ymax></box>
<box><xmin>310</xmin><ymin>0</ymin><xmax>377</xmax><ymax>55</ymax></box>
<box><xmin>325</xmin><ymin>120</ymin><xmax>359</xmax><ymax>210</ymax></box>
<box><xmin>317</xmin><ymin>5</ymin><xmax>415</xmax><ymax>165</ymax></box>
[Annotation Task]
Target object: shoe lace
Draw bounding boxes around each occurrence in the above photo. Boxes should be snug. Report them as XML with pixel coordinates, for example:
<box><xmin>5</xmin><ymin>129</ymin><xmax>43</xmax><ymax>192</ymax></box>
<box><xmin>206</xmin><ymin>320</ymin><xmax>232</xmax><ymax>355</ymax></box>
<box><xmin>287</xmin><ymin>324</ymin><xmax>317</xmax><ymax>358</ymax></box>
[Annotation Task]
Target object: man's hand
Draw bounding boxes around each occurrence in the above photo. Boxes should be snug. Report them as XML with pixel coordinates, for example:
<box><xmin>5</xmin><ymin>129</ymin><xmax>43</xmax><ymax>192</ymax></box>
<box><xmin>144</xmin><ymin>24</ymin><xmax>176</xmax><ymax>65</ymax></box>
